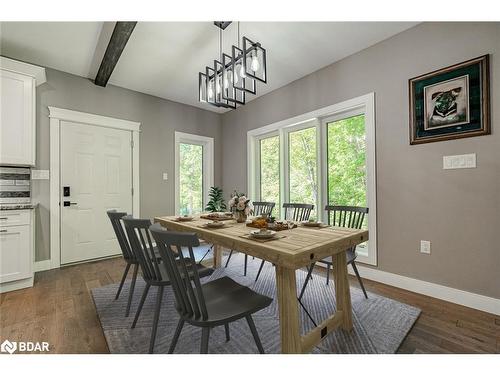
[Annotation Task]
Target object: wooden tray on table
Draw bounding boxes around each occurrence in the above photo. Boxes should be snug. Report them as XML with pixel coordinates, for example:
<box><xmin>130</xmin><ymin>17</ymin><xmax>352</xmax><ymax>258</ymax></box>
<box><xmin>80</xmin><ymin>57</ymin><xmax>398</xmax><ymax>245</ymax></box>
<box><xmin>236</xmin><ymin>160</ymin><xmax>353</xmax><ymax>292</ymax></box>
<box><xmin>246</xmin><ymin>221</ymin><xmax>297</xmax><ymax>232</ymax></box>
<box><xmin>200</xmin><ymin>213</ymin><xmax>234</xmax><ymax>221</ymax></box>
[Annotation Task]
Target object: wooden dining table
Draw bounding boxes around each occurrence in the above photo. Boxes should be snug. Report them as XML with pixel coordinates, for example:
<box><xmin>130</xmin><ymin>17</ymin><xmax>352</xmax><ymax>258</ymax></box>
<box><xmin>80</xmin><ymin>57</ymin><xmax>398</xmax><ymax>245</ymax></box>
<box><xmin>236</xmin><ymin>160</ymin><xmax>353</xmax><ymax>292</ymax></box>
<box><xmin>154</xmin><ymin>215</ymin><xmax>368</xmax><ymax>354</ymax></box>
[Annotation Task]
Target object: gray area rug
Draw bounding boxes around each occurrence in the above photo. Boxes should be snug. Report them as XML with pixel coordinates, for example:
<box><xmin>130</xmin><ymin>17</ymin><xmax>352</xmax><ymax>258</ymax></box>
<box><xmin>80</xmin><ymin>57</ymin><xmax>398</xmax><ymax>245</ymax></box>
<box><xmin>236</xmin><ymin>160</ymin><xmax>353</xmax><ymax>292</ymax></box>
<box><xmin>91</xmin><ymin>253</ymin><xmax>420</xmax><ymax>354</ymax></box>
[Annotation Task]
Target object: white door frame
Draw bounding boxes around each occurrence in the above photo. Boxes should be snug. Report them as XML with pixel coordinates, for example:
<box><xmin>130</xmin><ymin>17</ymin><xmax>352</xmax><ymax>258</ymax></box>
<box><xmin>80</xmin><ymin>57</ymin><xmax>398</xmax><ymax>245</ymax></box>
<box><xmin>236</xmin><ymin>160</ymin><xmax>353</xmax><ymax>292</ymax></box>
<box><xmin>48</xmin><ymin>107</ymin><xmax>141</xmax><ymax>270</ymax></box>
<box><xmin>174</xmin><ymin>131</ymin><xmax>214</xmax><ymax>215</ymax></box>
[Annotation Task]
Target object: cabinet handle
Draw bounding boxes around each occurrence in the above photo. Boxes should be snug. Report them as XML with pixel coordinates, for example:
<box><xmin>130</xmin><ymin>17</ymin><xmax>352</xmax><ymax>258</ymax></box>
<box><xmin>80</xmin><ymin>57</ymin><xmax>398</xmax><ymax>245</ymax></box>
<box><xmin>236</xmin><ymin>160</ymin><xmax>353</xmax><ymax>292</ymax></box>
<box><xmin>0</xmin><ymin>217</ymin><xmax>8</xmax><ymax>220</ymax></box>
<box><xmin>0</xmin><ymin>230</ymin><xmax>7</xmax><ymax>233</ymax></box>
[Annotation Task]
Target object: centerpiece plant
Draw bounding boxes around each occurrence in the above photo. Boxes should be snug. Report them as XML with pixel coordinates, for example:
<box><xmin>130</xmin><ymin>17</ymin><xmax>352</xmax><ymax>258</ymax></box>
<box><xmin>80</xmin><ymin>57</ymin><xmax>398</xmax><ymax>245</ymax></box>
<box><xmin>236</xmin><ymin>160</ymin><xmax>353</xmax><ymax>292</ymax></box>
<box><xmin>228</xmin><ymin>191</ymin><xmax>253</xmax><ymax>223</ymax></box>
<box><xmin>205</xmin><ymin>186</ymin><xmax>227</xmax><ymax>213</ymax></box>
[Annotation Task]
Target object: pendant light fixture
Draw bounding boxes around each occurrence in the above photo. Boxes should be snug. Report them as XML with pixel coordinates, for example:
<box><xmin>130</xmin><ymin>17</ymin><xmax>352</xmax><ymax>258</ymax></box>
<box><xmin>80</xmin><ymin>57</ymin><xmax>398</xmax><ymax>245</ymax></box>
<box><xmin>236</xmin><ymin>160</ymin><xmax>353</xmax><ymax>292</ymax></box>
<box><xmin>198</xmin><ymin>21</ymin><xmax>267</xmax><ymax>109</ymax></box>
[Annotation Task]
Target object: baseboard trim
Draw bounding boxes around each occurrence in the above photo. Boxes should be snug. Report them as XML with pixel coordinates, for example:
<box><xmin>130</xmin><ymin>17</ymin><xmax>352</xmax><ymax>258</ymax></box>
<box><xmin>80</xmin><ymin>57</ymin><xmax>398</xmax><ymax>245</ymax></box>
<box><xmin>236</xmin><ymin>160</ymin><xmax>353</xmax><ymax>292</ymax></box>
<box><xmin>350</xmin><ymin>265</ymin><xmax>500</xmax><ymax>316</ymax></box>
<box><xmin>34</xmin><ymin>260</ymin><xmax>53</xmax><ymax>272</ymax></box>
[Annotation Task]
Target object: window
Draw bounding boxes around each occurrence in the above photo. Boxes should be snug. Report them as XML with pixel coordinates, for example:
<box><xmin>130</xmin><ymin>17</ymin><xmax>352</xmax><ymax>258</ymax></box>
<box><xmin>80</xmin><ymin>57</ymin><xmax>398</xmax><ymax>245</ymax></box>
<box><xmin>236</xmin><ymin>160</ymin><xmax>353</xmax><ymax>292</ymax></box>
<box><xmin>259</xmin><ymin>135</ymin><xmax>280</xmax><ymax>214</ymax></box>
<box><xmin>178</xmin><ymin>143</ymin><xmax>204</xmax><ymax>215</ymax></box>
<box><xmin>288</xmin><ymin>126</ymin><xmax>318</xmax><ymax>218</ymax></box>
<box><xmin>247</xmin><ymin>94</ymin><xmax>376</xmax><ymax>265</ymax></box>
<box><xmin>175</xmin><ymin>132</ymin><xmax>214</xmax><ymax>216</ymax></box>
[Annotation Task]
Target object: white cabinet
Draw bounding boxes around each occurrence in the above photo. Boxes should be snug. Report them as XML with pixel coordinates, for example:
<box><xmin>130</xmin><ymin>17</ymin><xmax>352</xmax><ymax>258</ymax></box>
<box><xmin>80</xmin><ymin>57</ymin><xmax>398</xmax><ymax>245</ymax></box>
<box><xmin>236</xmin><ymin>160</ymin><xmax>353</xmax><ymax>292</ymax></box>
<box><xmin>0</xmin><ymin>225</ymin><xmax>31</xmax><ymax>283</ymax></box>
<box><xmin>0</xmin><ymin>57</ymin><xmax>46</xmax><ymax>166</ymax></box>
<box><xmin>0</xmin><ymin>209</ymin><xmax>34</xmax><ymax>292</ymax></box>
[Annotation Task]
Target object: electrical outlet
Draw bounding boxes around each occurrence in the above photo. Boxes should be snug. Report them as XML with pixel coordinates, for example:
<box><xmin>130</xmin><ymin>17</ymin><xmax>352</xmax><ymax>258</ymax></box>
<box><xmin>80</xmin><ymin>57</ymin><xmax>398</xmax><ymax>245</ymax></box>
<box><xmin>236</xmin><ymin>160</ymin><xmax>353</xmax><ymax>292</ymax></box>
<box><xmin>420</xmin><ymin>240</ymin><xmax>431</xmax><ymax>254</ymax></box>
<box><xmin>162</xmin><ymin>173</ymin><xmax>168</xmax><ymax>181</ymax></box>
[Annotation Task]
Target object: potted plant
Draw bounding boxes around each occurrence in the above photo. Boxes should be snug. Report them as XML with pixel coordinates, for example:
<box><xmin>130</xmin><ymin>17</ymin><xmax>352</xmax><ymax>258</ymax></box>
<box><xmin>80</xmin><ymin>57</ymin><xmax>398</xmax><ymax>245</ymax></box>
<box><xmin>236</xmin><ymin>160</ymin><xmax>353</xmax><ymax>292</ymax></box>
<box><xmin>205</xmin><ymin>186</ymin><xmax>227</xmax><ymax>213</ymax></box>
<box><xmin>228</xmin><ymin>191</ymin><xmax>253</xmax><ymax>223</ymax></box>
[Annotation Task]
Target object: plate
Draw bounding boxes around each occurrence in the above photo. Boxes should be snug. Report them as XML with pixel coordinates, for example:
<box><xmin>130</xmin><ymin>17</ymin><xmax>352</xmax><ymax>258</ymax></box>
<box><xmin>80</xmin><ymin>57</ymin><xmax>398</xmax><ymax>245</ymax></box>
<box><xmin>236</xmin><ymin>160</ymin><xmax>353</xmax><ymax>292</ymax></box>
<box><xmin>250</xmin><ymin>229</ymin><xmax>277</xmax><ymax>239</ymax></box>
<box><xmin>302</xmin><ymin>221</ymin><xmax>322</xmax><ymax>227</ymax></box>
<box><xmin>205</xmin><ymin>221</ymin><xmax>225</xmax><ymax>228</ymax></box>
<box><xmin>176</xmin><ymin>216</ymin><xmax>193</xmax><ymax>222</ymax></box>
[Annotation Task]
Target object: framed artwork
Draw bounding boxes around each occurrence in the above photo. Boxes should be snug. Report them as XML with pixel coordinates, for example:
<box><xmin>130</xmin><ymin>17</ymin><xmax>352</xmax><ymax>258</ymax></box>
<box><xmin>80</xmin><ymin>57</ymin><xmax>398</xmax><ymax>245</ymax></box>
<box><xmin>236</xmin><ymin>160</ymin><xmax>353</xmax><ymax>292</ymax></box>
<box><xmin>409</xmin><ymin>55</ymin><xmax>490</xmax><ymax>145</ymax></box>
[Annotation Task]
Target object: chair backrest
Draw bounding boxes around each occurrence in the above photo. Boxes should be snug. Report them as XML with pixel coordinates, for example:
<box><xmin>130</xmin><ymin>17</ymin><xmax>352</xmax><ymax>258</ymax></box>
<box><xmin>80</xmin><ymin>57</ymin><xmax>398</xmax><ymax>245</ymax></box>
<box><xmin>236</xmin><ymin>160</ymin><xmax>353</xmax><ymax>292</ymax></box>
<box><xmin>107</xmin><ymin>210</ymin><xmax>135</xmax><ymax>261</ymax></box>
<box><xmin>122</xmin><ymin>217</ymin><xmax>163</xmax><ymax>283</ymax></box>
<box><xmin>149</xmin><ymin>223</ymin><xmax>209</xmax><ymax>321</ymax></box>
<box><xmin>325</xmin><ymin>205</ymin><xmax>368</xmax><ymax>229</ymax></box>
<box><xmin>252</xmin><ymin>201</ymin><xmax>275</xmax><ymax>216</ymax></box>
<box><xmin>283</xmin><ymin>203</ymin><xmax>314</xmax><ymax>221</ymax></box>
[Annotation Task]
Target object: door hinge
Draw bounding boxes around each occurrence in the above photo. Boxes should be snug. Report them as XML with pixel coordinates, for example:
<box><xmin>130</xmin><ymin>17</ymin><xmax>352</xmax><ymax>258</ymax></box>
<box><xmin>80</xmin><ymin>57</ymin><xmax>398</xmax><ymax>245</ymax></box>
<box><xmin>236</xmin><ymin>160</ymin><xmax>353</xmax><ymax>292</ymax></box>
<box><xmin>131</xmin><ymin>187</ymin><xmax>134</xmax><ymax>196</ymax></box>
<box><xmin>130</xmin><ymin>140</ymin><xmax>134</xmax><ymax>148</ymax></box>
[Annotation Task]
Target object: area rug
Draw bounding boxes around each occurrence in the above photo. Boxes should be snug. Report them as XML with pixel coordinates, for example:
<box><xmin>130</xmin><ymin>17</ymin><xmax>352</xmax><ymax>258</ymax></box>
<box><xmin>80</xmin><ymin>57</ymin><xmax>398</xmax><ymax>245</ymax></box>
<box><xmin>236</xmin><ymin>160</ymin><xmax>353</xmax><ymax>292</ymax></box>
<box><xmin>91</xmin><ymin>253</ymin><xmax>420</xmax><ymax>354</ymax></box>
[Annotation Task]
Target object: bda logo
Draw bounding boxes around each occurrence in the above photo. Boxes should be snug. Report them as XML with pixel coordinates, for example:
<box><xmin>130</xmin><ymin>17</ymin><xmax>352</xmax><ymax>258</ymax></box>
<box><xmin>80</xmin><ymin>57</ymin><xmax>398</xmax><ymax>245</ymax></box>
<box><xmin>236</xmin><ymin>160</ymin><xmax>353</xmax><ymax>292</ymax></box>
<box><xmin>1</xmin><ymin>340</ymin><xmax>17</xmax><ymax>354</ymax></box>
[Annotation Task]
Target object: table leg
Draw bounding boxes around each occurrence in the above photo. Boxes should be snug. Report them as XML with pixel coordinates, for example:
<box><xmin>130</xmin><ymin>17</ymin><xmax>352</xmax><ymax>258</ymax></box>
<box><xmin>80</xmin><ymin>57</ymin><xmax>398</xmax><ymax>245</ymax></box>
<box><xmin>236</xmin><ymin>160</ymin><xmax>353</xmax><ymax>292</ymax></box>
<box><xmin>333</xmin><ymin>251</ymin><xmax>353</xmax><ymax>330</ymax></box>
<box><xmin>212</xmin><ymin>244</ymin><xmax>222</xmax><ymax>268</ymax></box>
<box><xmin>275</xmin><ymin>265</ymin><xmax>301</xmax><ymax>353</ymax></box>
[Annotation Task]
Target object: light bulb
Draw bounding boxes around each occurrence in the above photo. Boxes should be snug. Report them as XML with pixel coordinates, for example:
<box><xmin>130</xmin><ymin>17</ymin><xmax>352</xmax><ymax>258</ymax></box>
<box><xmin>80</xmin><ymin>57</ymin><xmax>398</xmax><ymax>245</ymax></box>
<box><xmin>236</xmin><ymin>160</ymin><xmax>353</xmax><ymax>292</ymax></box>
<box><xmin>216</xmin><ymin>78</ymin><xmax>221</xmax><ymax>94</ymax></box>
<box><xmin>233</xmin><ymin>69</ymin><xmax>239</xmax><ymax>84</ymax></box>
<box><xmin>251</xmin><ymin>54</ymin><xmax>260</xmax><ymax>72</ymax></box>
<box><xmin>239</xmin><ymin>63</ymin><xmax>246</xmax><ymax>78</ymax></box>
<box><xmin>223</xmin><ymin>71</ymin><xmax>229</xmax><ymax>90</ymax></box>
<box><xmin>207</xmin><ymin>81</ymin><xmax>214</xmax><ymax>100</ymax></box>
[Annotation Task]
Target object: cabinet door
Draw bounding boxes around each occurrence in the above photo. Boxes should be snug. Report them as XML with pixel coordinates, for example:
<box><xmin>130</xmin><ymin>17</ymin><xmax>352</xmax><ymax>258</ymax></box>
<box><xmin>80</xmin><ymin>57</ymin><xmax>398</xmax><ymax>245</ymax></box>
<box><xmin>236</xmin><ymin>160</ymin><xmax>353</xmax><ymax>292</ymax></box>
<box><xmin>0</xmin><ymin>70</ymin><xmax>35</xmax><ymax>166</ymax></box>
<box><xmin>0</xmin><ymin>225</ymin><xmax>32</xmax><ymax>283</ymax></box>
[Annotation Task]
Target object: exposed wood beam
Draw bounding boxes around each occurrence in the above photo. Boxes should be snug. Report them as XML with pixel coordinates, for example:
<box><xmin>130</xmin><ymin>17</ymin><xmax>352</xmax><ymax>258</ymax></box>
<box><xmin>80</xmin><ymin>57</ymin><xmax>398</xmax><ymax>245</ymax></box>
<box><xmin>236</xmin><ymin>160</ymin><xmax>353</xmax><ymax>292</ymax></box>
<box><xmin>94</xmin><ymin>21</ymin><xmax>137</xmax><ymax>87</ymax></box>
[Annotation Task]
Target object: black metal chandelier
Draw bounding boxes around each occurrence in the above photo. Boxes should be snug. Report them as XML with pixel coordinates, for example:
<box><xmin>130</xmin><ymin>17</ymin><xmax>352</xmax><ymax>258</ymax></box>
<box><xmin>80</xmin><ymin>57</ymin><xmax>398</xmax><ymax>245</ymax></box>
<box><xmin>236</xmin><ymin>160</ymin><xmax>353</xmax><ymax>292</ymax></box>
<box><xmin>199</xmin><ymin>21</ymin><xmax>267</xmax><ymax>109</ymax></box>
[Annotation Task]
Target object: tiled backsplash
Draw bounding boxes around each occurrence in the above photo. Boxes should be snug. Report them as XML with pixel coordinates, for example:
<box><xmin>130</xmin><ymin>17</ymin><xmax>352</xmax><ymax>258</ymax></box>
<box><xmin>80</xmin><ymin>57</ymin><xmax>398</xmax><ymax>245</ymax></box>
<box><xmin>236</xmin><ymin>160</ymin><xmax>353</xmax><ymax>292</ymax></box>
<box><xmin>0</xmin><ymin>166</ymin><xmax>31</xmax><ymax>204</ymax></box>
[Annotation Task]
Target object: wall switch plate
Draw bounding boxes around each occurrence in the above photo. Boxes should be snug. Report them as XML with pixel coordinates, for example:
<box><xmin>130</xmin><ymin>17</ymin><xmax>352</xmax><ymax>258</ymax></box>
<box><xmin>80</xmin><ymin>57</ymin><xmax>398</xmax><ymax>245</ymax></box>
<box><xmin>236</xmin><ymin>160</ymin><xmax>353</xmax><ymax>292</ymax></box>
<box><xmin>162</xmin><ymin>173</ymin><xmax>168</xmax><ymax>181</ymax></box>
<box><xmin>420</xmin><ymin>240</ymin><xmax>431</xmax><ymax>254</ymax></box>
<box><xmin>31</xmin><ymin>170</ymin><xmax>50</xmax><ymax>180</ymax></box>
<box><xmin>443</xmin><ymin>153</ymin><xmax>476</xmax><ymax>170</ymax></box>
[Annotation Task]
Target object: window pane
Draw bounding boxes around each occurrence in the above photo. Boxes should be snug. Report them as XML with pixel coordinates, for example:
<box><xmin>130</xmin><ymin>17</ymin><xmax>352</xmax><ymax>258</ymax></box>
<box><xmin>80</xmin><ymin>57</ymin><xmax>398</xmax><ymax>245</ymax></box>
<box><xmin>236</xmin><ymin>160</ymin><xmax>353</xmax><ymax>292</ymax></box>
<box><xmin>179</xmin><ymin>143</ymin><xmax>203</xmax><ymax>215</ymax></box>
<box><xmin>327</xmin><ymin>114</ymin><xmax>366</xmax><ymax>208</ymax></box>
<box><xmin>259</xmin><ymin>135</ymin><xmax>280</xmax><ymax>218</ymax></box>
<box><xmin>327</xmin><ymin>114</ymin><xmax>368</xmax><ymax>255</ymax></box>
<box><xmin>288</xmin><ymin>126</ymin><xmax>318</xmax><ymax>219</ymax></box>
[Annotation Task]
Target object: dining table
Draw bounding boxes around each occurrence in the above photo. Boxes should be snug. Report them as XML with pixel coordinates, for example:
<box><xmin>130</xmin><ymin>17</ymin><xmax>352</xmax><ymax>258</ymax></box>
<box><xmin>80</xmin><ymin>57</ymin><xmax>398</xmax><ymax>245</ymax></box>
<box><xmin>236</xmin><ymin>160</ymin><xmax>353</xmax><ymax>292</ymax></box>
<box><xmin>154</xmin><ymin>215</ymin><xmax>368</xmax><ymax>354</ymax></box>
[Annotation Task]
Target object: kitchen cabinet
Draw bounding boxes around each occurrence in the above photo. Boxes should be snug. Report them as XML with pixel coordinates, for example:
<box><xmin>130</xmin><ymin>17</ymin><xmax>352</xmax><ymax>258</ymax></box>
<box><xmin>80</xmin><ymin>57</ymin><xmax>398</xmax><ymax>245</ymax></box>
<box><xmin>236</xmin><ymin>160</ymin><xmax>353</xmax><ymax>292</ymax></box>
<box><xmin>0</xmin><ymin>57</ymin><xmax>46</xmax><ymax>166</ymax></box>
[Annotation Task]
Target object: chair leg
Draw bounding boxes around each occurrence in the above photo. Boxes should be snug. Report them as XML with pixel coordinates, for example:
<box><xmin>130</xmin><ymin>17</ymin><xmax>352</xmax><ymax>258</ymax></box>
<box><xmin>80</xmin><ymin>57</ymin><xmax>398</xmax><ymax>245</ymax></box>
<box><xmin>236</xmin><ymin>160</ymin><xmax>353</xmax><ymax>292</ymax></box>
<box><xmin>254</xmin><ymin>260</ymin><xmax>266</xmax><ymax>282</ymax></box>
<box><xmin>326</xmin><ymin>263</ymin><xmax>331</xmax><ymax>285</ymax></box>
<box><xmin>224</xmin><ymin>249</ymin><xmax>234</xmax><ymax>268</ymax></box>
<box><xmin>131</xmin><ymin>283</ymin><xmax>151</xmax><ymax>328</ymax></box>
<box><xmin>298</xmin><ymin>297</ymin><xmax>318</xmax><ymax>327</ymax></box>
<box><xmin>298</xmin><ymin>262</ymin><xmax>316</xmax><ymax>300</ymax></box>
<box><xmin>149</xmin><ymin>286</ymin><xmax>164</xmax><ymax>354</ymax></box>
<box><xmin>245</xmin><ymin>315</ymin><xmax>265</xmax><ymax>354</ymax></box>
<box><xmin>115</xmin><ymin>263</ymin><xmax>131</xmax><ymax>300</ymax></box>
<box><xmin>197</xmin><ymin>245</ymin><xmax>213</xmax><ymax>264</ymax></box>
<box><xmin>168</xmin><ymin>318</ymin><xmax>184</xmax><ymax>354</ymax></box>
<box><xmin>351</xmin><ymin>262</ymin><xmax>368</xmax><ymax>299</ymax></box>
<box><xmin>125</xmin><ymin>263</ymin><xmax>139</xmax><ymax>317</ymax></box>
<box><xmin>244</xmin><ymin>254</ymin><xmax>248</xmax><ymax>276</ymax></box>
<box><xmin>200</xmin><ymin>327</ymin><xmax>210</xmax><ymax>354</ymax></box>
<box><xmin>224</xmin><ymin>323</ymin><xmax>230</xmax><ymax>342</ymax></box>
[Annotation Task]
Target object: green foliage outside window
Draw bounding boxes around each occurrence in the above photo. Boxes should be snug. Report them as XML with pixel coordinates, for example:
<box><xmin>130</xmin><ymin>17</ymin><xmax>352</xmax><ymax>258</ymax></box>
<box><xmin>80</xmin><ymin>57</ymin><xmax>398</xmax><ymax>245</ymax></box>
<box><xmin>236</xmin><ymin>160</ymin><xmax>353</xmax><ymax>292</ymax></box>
<box><xmin>179</xmin><ymin>143</ymin><xmax>203</xmax><ymax>215</ymax></box>
<box><xmin>327</xmin><ymin>115</ymin><xmax>366</xmax><ymax>208</ymax></box>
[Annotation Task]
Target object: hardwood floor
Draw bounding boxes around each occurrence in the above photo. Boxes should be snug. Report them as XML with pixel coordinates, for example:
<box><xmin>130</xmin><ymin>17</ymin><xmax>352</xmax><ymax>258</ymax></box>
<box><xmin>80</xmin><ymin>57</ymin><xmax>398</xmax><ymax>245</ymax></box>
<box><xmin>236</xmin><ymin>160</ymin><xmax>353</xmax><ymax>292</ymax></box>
<box><xmin>1</xmin><ymin>256</ymin><xmax>499</xmax><ymax>354</ymax></box>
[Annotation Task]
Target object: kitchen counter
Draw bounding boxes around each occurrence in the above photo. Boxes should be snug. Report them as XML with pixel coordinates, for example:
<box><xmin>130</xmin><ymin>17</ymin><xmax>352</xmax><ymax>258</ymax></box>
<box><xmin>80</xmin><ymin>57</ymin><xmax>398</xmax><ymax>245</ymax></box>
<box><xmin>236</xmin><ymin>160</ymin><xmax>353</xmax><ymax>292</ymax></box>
<box><xmin>0</xmin><ymin>203</ymin><xmax>38</xmax><ymax>210</ymax></box>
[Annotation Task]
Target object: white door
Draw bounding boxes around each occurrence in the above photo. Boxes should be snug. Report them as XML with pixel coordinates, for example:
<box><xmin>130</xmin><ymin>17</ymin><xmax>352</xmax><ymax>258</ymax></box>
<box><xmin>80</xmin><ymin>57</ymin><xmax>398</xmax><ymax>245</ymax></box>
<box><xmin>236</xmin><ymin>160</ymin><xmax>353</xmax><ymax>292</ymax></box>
<box><xmin>60</xmin><ymin>121</ymin><xmax>132</xmax><ymax>265</ymax></box>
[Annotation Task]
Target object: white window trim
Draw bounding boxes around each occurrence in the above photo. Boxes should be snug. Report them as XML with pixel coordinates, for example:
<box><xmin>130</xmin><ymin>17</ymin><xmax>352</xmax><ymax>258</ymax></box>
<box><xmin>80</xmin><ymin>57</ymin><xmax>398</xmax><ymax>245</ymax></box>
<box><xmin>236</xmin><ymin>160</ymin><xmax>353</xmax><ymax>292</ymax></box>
<box><xmin>247</xmin><ymin>93</ymin><xmax>377</xmax><ymax>266</ymax></box>
<box><xmin>48</xmin><ymin>106</ymin><xmax>140</xmax><ymax>271</ymax></box>
<box><xmin>174</xmin><ymin>131</ymin><xmax>214</xmax><ymax>215</ymax></box>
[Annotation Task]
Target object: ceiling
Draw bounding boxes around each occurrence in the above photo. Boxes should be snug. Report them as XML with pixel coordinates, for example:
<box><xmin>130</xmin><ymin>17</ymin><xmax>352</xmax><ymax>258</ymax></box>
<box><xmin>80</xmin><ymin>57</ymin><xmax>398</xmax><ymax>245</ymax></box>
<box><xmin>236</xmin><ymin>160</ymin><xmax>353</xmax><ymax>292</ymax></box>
<box><xmin>0</xmin><ymin>22</ymin><xmax>418</xmax><ymax>112</ymax></box>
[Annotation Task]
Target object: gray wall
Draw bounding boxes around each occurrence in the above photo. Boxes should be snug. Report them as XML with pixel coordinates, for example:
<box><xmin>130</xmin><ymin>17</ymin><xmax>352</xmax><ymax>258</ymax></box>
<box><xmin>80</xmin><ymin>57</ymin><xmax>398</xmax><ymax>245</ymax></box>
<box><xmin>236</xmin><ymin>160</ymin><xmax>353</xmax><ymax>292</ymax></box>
<box><xmin>33</xmin><ymin>68</ymin><xmax>222</xmax><ymax>261</ymax></box>
<box><xmin>221</xmin><ymin>22</ymin><xmax>500</xmax><ymax>299</ymax></box>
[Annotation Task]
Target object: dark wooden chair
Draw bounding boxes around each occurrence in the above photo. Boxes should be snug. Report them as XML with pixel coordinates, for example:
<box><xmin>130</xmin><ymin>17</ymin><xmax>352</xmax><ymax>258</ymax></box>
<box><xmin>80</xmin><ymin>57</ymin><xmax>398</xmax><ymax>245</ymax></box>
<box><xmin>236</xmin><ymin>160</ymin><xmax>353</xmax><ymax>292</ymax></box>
<box><xmin>107</xmin><ymin>210</ymin><xmax>139</xmax><ymax>317</ymax></box>
<box><xmin>122</xmin><ymin>217</ymin><xmax>214</xmax><ymax>353</ymax></box>
<box><xmin>299</xmin><ymin>205</ymin><xmax>369</xmax><ymax>299</ymax></box>
<box><xmin>254</xmin><ymin>203</ymin><xmax>314</xmax><ymax>282</ymax></box>
<box><xmin>224</xmin><ymin>201</ymin><xmax>275</xmax><ymax>275</ymax></box>
<box><xmin>150</xmin><ymin>223</ymin><xmax>273</xmax><ymax>354</ymax></box>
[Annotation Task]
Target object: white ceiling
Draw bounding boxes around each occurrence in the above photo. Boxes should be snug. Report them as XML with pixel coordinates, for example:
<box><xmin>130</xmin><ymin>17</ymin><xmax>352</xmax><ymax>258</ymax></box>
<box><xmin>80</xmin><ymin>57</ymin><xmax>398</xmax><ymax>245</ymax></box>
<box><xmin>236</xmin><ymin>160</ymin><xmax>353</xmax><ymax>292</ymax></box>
<box><xmin>0</xmin><ymin>22</ymin><xmax>418</xmax><ymax>112</ymax></box>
